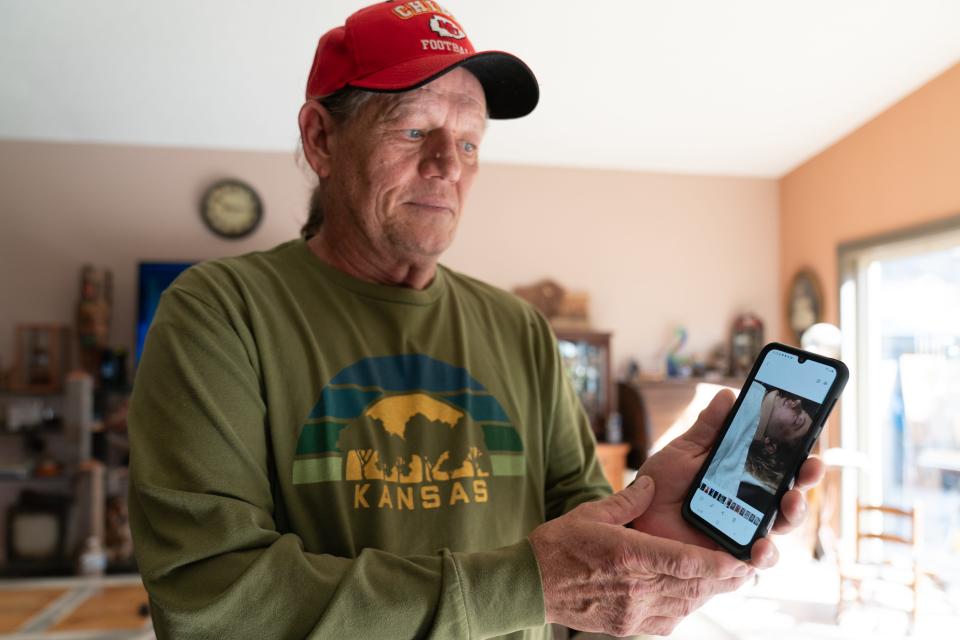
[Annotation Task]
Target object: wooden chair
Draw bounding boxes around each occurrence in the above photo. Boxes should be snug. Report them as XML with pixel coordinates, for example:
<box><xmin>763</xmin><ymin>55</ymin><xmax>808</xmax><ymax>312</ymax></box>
<box><xmin>837</xmin><ymin>503</ymin><xmax>921</xmax><ymax>630</ymax></box>
<box><xmin>616</xmin><ymin>381</ymin><xmax>650</xmax><ymax>469</ymax></box>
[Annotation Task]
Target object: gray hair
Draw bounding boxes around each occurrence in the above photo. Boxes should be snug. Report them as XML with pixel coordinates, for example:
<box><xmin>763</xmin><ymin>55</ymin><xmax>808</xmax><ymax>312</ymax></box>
<box><xmin>300</xmin><ymin>88</ymin><xmax>376</xmax><ymax>239</ymax></box>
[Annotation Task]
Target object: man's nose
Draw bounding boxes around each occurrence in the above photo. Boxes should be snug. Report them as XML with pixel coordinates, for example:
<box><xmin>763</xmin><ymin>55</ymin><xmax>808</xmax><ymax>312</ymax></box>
<box><xmin>420</xmin><ymin>132</ymin><xmax>461</xmax><ymax>182</ymax></box>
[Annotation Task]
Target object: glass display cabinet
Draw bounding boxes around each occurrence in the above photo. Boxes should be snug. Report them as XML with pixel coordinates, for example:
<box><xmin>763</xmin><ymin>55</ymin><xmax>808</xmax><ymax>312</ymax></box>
<box><xmin>554</xmin><ymin>328</ymin><xmax>612</xmax><ymax>441</ymax></box>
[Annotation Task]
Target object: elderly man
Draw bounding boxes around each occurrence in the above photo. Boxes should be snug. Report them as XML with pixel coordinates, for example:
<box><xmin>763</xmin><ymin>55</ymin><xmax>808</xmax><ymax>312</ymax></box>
<box><xmin>128</xmin><ymin>2</ymin><xmax>822</xmax><ymax>638</ymax></box>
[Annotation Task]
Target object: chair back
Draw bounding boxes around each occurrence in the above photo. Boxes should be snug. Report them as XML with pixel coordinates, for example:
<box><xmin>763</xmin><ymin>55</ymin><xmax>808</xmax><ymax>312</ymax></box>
<box><xmin>617</xmin><ymin>382</ymin><xmax>650</xmax><ymax>468</ymax></box>
<box><xmin>854</xmin><ymin>503</ymin><xmax>919</xmax><ymax>564</ymax></box>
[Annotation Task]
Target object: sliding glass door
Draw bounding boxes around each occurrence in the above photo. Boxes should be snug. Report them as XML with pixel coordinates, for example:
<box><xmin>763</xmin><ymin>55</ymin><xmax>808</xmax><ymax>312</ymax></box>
<box><xmin>839</xmin><ymin>220</ymin><xmax>960</xmax><ymax>582</ymax></box>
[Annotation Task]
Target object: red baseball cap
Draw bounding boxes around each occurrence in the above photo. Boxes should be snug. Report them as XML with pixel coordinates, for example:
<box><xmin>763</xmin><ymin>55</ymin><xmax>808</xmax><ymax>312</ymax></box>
<box><xmin>305</xmin><ymin>1</ymin><xmax>539</xmax><ymax>119</ymax></box>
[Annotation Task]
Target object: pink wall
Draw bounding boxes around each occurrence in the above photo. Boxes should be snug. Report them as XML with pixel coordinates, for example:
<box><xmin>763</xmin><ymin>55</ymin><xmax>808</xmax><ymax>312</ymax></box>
<box><xmin>448</xmin><ymin>164</ymin><xmax>780</xmax><ymax>372</ymax></box>
<box><xmin>779</xmin><ymin>63</ymin><xmax>960</xmax><ymax>337</ymax></box>
<box><xmin>0</xmin><ymin>139</ymin><xmax>779</xmax><ymax>379</ymax></box>
<box><xmin>0</xmin><ymin>139</ymin><xmax>313</xmax><ymax>377</ymax></box>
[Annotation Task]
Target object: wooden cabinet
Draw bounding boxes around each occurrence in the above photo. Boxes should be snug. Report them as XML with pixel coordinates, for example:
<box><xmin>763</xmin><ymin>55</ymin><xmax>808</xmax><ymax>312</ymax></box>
<box><xmin>619</xmin><ymin>378</ymin><xmax>742</xmax><ymax>459</ymax></box>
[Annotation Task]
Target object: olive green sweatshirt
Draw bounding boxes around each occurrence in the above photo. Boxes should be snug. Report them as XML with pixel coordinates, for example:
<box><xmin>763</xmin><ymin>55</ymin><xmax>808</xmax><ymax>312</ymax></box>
<box><xmin>128</xmin><ymin>239</ymin><xmax>611</xmax><ymax>639</ymax></box>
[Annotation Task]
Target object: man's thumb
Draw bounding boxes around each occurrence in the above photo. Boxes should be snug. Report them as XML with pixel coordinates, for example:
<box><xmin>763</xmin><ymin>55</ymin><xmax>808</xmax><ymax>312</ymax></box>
<box><xmin>587</xmin><ymin>475</ymin><xmax>655</xmax><ymax>525</ymax></box>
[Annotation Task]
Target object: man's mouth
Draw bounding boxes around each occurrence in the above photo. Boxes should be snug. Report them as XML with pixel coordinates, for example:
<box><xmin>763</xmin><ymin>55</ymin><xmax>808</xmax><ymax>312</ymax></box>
<box><xmin>406</xmin><ymin>199</ymin><xmax>454</xmax><ymax>211</ymax></box>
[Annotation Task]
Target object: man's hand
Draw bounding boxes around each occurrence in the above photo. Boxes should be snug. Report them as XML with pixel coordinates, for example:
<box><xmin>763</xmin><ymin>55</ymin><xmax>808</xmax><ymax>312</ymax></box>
<box><xmin>529</xmin><ymin>476</ymin><xmax>754</xmax><ymax>637</ymax></box>
<box><xmin>630</xmin><ymin>389</ymin><xmax>826</xmax><ymax>568</ymax></box>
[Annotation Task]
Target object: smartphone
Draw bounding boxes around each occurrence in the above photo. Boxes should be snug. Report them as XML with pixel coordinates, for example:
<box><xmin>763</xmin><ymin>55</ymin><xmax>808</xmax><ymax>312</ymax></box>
<box><xmin>681</xmin><ymin>342</ymin><xmax>848</xmax><ymax>559</ymax></box>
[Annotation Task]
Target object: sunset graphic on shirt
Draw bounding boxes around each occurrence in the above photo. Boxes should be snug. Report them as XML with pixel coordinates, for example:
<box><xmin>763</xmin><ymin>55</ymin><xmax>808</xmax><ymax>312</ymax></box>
<box><xmin>291</xmin><ymin>355</ymin><xmax>525</xmax><ymax>493</ymax></box>
<box><xmin>366</xmin><ymin>393</ymin><xmax>463</xmax><ymax>438</ymax></box>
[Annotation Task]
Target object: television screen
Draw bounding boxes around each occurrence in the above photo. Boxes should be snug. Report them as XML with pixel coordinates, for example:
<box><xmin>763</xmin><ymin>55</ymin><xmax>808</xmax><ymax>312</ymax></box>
<box><xmin>136</xmin><ymin>262</ymin><xmax>192</xmax><ymax>362</ymax></box>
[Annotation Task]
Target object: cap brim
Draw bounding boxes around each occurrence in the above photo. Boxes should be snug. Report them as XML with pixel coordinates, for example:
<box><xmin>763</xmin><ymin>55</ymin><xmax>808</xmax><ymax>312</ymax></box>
<box><xmin>348</xmin><ymin>50</ymin><xmax>539</xmax><ymax>119</ymax></box>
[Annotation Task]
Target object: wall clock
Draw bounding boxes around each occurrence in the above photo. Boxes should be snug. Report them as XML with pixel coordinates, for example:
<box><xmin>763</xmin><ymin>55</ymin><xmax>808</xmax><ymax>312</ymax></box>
<box><xmin>200</xmin><ymin>179</ymin><xmax>263</xmax><ymax>239</ymax></box>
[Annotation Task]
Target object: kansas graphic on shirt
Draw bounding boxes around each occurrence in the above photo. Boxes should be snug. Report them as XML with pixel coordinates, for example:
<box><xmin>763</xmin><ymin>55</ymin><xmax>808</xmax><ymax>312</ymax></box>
<box><xmin>292</xmin><ymin>355</ymin><xmax>525</xmax><ymax>510</ymax></box>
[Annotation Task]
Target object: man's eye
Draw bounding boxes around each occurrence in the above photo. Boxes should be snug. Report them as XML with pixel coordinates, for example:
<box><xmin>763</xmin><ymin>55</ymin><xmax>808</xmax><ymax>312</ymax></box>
<box><xmin>463</xmin><ymin>141</ymin><xmax>477</xmax><ymax>153</ymax></box>
<box><xmin>405</xmin><ymin>129</ymin><xmax>425</xmax><ymax>140</ymax></box>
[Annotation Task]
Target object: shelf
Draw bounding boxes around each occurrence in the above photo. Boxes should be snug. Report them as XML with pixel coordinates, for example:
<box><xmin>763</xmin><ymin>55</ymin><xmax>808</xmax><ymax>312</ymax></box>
<box><xmin>0</xmin><ymin>475</ymin><xmax>74</xmax><ymax>484</ymax></box>
<box><xmin>0</xmin><ymin>425</ymin><xmax>64</xmax><ymax>436</ymax></box>
<box><xmin>0</xmin><ymin>559</ymin><xmax>75</xmax><ymax>578</ymax></box>
<box><xmin>0</xmin><ymin>388</ymin><xmax>63</xmax><ymax>398</ymax></box>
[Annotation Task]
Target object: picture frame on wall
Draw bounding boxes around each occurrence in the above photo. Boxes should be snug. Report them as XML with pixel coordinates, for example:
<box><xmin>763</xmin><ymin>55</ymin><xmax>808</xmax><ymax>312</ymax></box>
<box><xmin>787</xmin><ymin>269</ymin><xmax>824</xmax><ymax>343</ymax></box>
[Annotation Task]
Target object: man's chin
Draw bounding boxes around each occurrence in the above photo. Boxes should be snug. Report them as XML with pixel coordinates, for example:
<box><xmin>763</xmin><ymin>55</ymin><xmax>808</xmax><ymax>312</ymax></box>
<box><xmin>388</xmin><ymin>229</ymin><xmax>457</xmax><ymax>260</ymax></box>
<box><xmin>409</xmin><ymin>242</ymin><xmax>452</xmax><ymax>260</ymax></box>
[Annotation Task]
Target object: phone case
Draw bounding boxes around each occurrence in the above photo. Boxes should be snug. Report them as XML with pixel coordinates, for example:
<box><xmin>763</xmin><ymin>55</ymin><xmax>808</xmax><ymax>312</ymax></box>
<box><xmin>680</xmin><ymin>342</ymin><xmax>849</xmax><ymax>559</ymax></box>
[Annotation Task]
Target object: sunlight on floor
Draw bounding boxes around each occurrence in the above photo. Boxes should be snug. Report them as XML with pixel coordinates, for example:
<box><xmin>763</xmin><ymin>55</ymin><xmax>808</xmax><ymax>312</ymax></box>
<box><xmin>668</xmin><ymin>539</ymin><xmax>960</xmax><ymax>640</ymax></box>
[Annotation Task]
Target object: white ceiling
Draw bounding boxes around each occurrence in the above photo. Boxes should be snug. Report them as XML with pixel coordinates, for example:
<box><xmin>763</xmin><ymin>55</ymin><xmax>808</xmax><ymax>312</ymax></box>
<box><xmin>2</xmin><ymin>0</ymin><xmax>958</xmax><ymax>177</ymax></box>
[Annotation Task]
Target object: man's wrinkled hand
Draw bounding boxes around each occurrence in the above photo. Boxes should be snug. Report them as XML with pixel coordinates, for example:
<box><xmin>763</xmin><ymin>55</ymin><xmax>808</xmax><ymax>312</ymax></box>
<box><xmin>629</xmin><ymin>389</ymin><xmax>826</xmax><ymax>568</ymax></box>
<box><xmin>529</xmin><ymin>476</ymin><xmax>753</xmax><ymax>637</ymax></box>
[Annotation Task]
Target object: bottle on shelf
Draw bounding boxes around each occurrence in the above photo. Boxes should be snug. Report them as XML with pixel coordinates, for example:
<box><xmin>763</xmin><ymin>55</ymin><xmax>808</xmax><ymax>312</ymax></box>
<box><xmin>77</xmin><ymin>536</ymin><xmax>107</xmax><ymax>577</ymax></box>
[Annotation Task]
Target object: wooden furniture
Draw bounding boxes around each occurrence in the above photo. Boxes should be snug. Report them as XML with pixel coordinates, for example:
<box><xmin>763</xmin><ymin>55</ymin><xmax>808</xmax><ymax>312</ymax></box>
<box><xmin>595</xmin><ymin>443</ymin><xmax>631</xmax><ymax>492</ymax></box>
<box><xmin>618</xmin><ymin>378</ymin><xmax>742</xmax><ymax>461</ymax></box>
<box><xmin>616</xmin><ymin>382</ymin><xmax>650</xmax><ymax>469</ymax></box>
<box><xmin>837</xmin><ymin>503</ymin><xmax>921</xmax><ymax>629</ymax></box>
<box><xmin>9</xmin><ymin>325</ymin><xmax>70</xmax><ymax>394</ymax></box>
<box><xmin>0</xmin><ymin>453</ymin><xmax>107</xmax><ymax>576</ymax></box>
<box><xmin>554</xmin><ymin>328</ymin><xmax>611</xmax><ymax>441</ymax></box>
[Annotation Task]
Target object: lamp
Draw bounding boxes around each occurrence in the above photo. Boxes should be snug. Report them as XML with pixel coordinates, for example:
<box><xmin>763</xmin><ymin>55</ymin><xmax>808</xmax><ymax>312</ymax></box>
<box><xmin>801</xmin><ymin>322</ymin><xmax>841</xmax><ymax>358</ymax></box>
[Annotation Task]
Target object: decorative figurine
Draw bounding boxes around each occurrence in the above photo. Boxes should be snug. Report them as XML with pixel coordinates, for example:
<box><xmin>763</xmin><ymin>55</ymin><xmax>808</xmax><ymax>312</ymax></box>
<box><xmin>513</xmin><ymin>279</ymin><xmax>565</xmax><ymax>318</ymax></box>
<box><xmin>666</xmin><ymin>326</ymin><xmax>689</xmax><ymax>378</ymax></box>
<box><xmin>105</xmin><ymin>494</ymin><xmax>134</xmax><ymax>566</ymax></box>
<box><xmin>77</xmin><ymin>266</ymin><xmax>113</xmax><ymax>378</ymax></box>
<box><xmin>730</xmin><ymin>313</ymin><xmax>764</xmax><ymax>377</ymax></box>
<box><xmin>513</xmin><ymin>278</ymin><xmax>590</xmax><ymax>327</ymax></box>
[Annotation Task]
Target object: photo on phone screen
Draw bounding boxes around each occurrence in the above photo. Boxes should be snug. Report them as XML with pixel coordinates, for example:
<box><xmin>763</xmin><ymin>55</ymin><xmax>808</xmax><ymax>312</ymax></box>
<box><xmin>687</xmin><ymin>346</ymin><xmax>843</xmax><ymax>548</ymax></box>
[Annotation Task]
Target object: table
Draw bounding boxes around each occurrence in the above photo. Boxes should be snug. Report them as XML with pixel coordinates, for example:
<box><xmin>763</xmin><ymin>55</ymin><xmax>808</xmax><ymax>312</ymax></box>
<box><xmin>596</xmin><ymin>442</ymin><xmax>631</xmax><ymax>491</ymax></box>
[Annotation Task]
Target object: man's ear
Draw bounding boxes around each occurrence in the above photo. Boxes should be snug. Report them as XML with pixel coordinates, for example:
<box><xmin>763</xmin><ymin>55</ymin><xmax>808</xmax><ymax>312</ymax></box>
<box><xmin>299</xmin><ymin>101</ymin><xmax>338</xmax><ymax>179</ymax></box>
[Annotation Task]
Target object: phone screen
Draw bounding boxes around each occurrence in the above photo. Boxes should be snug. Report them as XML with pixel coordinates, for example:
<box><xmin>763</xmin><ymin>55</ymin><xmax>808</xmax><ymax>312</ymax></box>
<box><xmin>688</xmin><ymin>348</ymin><xmax>839</xmax><ymax>545</ymax></box>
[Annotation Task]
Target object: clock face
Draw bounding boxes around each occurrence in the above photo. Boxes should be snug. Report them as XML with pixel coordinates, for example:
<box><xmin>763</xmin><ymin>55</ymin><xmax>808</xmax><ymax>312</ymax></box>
<box><xmin>201</xmin><ymin>180</ymin><xmax>263</xmax><ymax>239</ymax></box>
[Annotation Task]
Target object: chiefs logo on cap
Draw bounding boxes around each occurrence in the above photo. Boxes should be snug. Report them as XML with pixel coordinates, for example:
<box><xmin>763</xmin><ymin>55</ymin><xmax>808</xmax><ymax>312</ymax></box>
<box><xmin>429</xmin><ymin>14</ymin><xmax>466</xmax><ymax>40</ymax></box>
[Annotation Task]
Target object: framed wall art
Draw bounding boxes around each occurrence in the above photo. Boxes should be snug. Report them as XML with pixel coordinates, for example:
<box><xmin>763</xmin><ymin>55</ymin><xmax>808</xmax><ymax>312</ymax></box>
<box><xmin>10</xmin><ymin>324</ymin><xmax>70</xmax><ymax>394</ymax></box>
<box><xmin>787</xmin><ymin>269</ymin><xmax>824</xmax><ymax>343</ymax></box>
